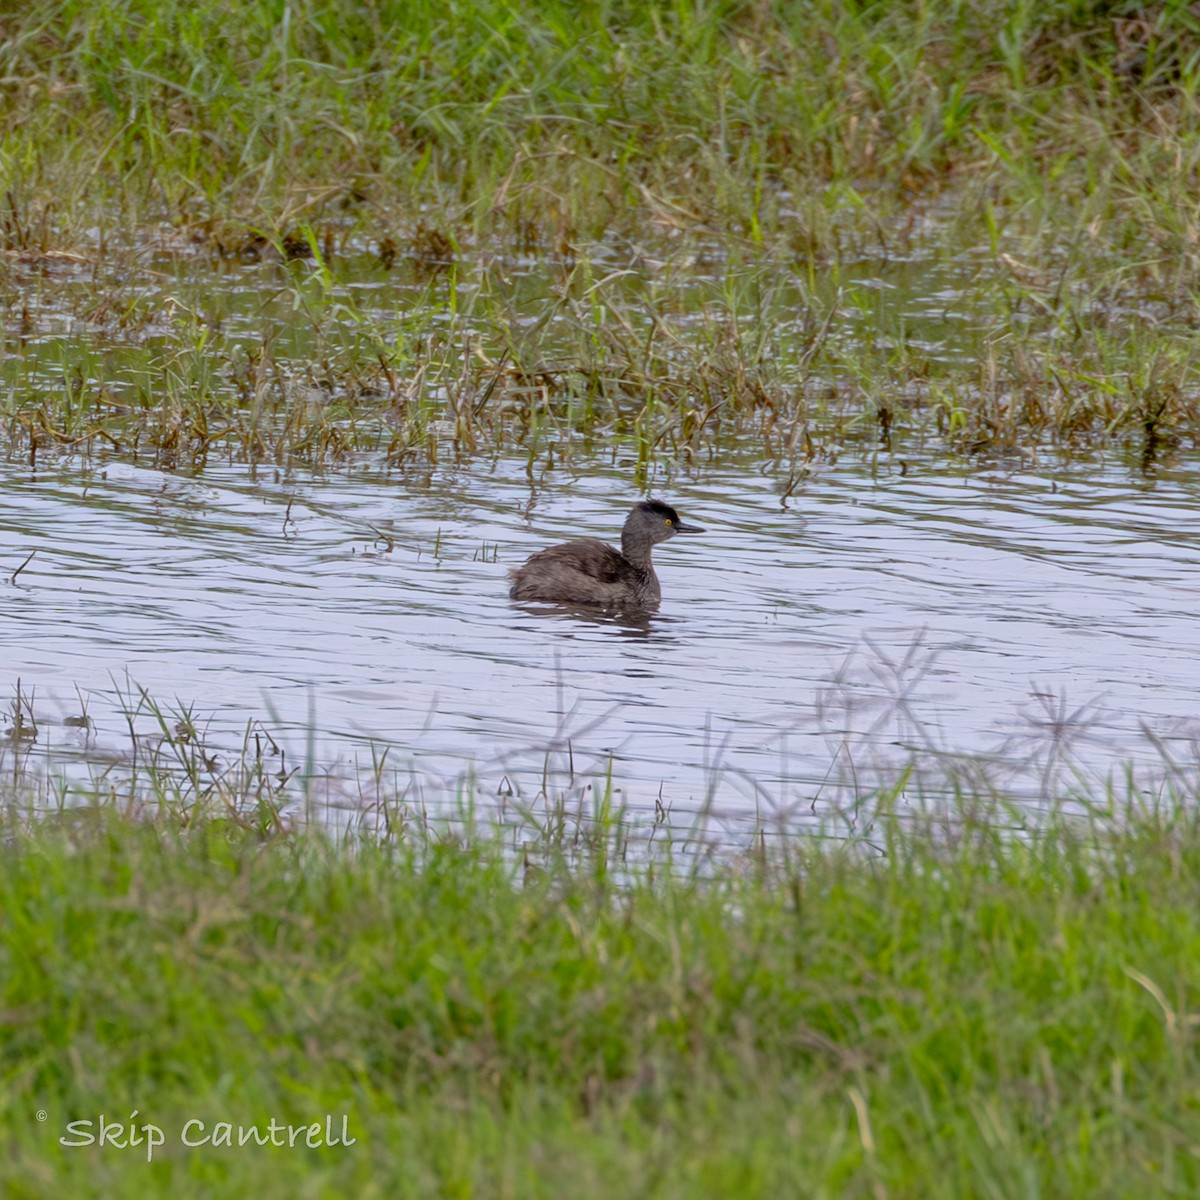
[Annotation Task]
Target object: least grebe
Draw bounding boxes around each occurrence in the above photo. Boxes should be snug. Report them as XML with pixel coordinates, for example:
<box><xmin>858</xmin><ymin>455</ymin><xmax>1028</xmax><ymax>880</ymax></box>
<box><xmin>509</xmin><ymin>500</ymin><xmax>704</xmax><ymax>609</ymax></box>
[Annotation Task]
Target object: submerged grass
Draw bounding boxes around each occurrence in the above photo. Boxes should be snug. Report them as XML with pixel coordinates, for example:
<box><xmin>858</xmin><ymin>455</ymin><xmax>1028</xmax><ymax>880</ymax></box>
<box><xmin>4</xmin><ymin>235</ymin><xmax>1199</xmax><ymax>477</ymax></box>
<box><xmin>1</xmin><ymin>784</ymin><xmax>1199</xmax><ymax>1197</ymax></box>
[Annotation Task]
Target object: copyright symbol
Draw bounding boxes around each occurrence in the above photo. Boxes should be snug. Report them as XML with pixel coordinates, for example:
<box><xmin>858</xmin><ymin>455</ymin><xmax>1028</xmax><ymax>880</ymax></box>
<box><xmin>36</xmin><ymin>1110</ymin><xmax>47</xmax><ymax>1122</ymax></box>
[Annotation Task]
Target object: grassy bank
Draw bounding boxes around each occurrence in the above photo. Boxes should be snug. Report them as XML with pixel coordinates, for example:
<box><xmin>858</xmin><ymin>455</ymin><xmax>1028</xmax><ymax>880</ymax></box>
<box><xmin>2</xmin><ymin>793</ymin><xmax>1199</xmax><ymax>1197</ymax></box>
<box><xmin>3</xmin><ymin>0</ymin><xmax>1199</xmax><ymax>256</ymax></box>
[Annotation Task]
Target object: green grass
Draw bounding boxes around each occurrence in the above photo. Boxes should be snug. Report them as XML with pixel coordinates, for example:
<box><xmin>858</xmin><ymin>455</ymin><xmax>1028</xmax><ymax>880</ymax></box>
<box><xmin>2</xmin><ymin>789</ymin><xmax>1199</xmax><ymax>1197</ymax></box>
<box><xmin>3</xmin><ymin>0</ymin><xmax>1200</xmax><ymax>254</ymax></box>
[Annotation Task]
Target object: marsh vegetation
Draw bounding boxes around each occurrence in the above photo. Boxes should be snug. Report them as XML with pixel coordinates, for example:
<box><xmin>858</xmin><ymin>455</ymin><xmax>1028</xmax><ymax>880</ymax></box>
<box><xmin>4</xmin><ymin>1</ymin><xmax>1200</xmax><ymax>1194</ymax></box>
<box><xmin>3</xmin><ymin>0</ymin><xmax>1200</xmax><ymax>473</ymax></box>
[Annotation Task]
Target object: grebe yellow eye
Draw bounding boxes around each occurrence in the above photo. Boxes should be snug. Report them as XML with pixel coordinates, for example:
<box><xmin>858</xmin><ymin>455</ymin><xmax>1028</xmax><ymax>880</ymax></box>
<box><xmin>665</xmin><ymin>517</ymin><xmax>673</xmax><ymax>526</ymax></box>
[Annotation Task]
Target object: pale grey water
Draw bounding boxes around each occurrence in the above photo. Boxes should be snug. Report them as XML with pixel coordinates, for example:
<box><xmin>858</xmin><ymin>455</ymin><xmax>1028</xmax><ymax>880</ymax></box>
<box><xmin>3</xmin><ymin>235</ymin><xmax>1199</xmax><ymax>830</ymax></box>
<box><xmin>4</xmin><ymin>448</ymin><xmax>1200</xmax><ymax>830</ymax></box>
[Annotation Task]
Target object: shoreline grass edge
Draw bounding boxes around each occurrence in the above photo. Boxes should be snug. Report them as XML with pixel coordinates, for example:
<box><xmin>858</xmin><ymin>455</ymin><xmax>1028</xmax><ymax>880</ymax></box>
<box><xmin>1</xmin><ymin>791</ymin><xmax>1198</xmax><ymax>1196</ymax></box>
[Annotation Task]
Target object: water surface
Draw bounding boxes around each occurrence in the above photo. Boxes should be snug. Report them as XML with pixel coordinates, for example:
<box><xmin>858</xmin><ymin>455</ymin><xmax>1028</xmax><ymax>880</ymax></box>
<box><xmin>4</xmin><ymin>447</ymin><xmax>1199</xmax><ymax>831</ymax></box>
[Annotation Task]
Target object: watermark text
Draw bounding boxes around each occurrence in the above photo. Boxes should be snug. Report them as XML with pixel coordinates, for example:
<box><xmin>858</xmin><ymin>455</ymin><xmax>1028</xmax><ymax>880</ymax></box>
<box><xmin>55</xmin><ymin>1113</ymin><xmax>355</xmax><ymax>1162</ymax></box>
